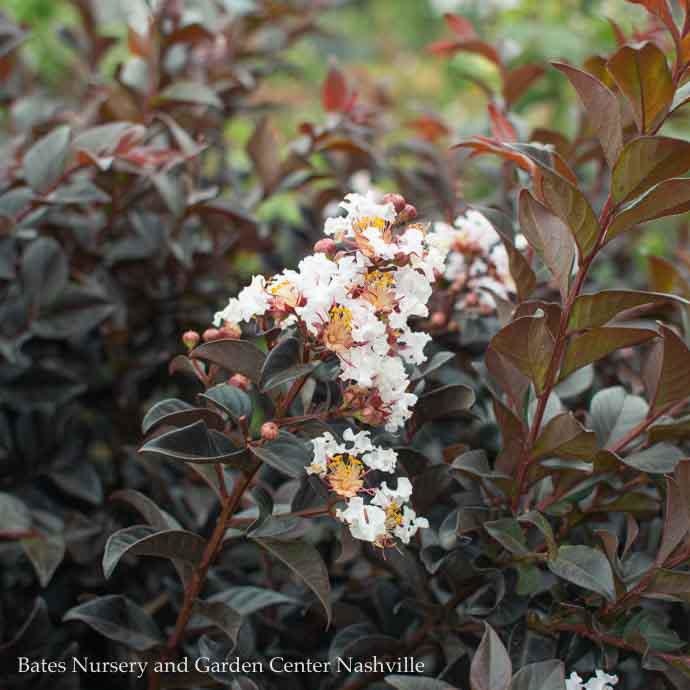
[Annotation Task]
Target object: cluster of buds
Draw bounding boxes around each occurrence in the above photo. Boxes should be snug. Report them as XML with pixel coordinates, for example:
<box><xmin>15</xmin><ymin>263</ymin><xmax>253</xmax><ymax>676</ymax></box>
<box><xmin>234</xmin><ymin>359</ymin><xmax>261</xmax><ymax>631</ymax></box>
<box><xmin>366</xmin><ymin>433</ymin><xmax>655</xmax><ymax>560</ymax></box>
<box><xmin>433</xmin><ymin>209</ymin><xmax>521</xmax><ymax>314</ymax></box>
<box><xmin>566</xmin><ymin>671</ymin><xmax>618</xmax><ymax>690</ymax></box>
<box><xmin>213</xmin><ymin>191</ymin><xmax>450</xmax><ymax>432</ymax></box>
<box><xmin>307</xmin><ymin>429</ymin><xmax>427</xmax><ymax>547</ymax></box>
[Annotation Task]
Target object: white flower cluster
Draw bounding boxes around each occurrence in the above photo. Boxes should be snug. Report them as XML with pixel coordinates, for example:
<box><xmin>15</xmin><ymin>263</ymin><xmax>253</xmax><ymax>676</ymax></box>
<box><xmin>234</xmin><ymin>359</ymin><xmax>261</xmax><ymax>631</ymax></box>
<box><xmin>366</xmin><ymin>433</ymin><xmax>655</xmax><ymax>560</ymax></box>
<box><xmin>434</xmin><ymin>209</ymin><xmax>521</xmax><ymax>312</ymax></box>
<box><xmin>214</xmin><ymin>191</ymin><xmax>450</xmax><ymax>431</ymax></box>
<box><xmin>566</xmin><ymin>671</ymin><xmax>619</xmax><ymax>690</ymax></box>
<box><xmin>307</xmin><ymin>429</ymin><xmax>428</xmax><ymax>547</ymax></box>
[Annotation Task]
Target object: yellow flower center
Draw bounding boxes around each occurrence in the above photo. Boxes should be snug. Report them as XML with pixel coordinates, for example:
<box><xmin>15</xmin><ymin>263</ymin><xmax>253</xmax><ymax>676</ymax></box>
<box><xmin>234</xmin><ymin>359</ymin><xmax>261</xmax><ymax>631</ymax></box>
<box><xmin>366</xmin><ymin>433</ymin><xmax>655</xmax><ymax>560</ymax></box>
<box><xmin>362</xmin><ymin>270</ymin><xmax>396</xmax><ymax>311</ymax></box>
<box><xmin>268</xmin><ymin>279</ymin><xmax>300</xmax><ymax>308</ymax></box>
<box><xmin>327</xmin><ymin>453</ymin><xmax>365</xmax><ymax>498</ymax></box>
<box><xmin>323</xmin><ymin>305</ymin><xmax>354</xmax><ymax>352</ymax></box>
<box><xmin>385</xmin><ymin>502</ymin><xmax>403</xmax><ymax>529</ymax></box>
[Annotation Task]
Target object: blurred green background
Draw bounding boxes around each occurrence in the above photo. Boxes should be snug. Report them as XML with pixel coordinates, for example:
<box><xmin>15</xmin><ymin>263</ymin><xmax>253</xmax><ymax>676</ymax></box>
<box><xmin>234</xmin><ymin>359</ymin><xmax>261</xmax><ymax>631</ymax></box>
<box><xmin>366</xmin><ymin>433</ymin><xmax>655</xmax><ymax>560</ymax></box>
<box><xmin>3</xmin><ymin>0</ymin><xmax>669</xmax><ymax>263</ymax></box>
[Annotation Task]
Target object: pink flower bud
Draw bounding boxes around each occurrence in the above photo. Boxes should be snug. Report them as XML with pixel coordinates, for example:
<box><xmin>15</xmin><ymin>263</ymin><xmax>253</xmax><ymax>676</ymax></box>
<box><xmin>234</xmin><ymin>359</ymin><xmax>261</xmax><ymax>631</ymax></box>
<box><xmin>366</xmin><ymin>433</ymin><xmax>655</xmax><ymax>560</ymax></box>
<box><xmin>314</xmin><ymin>238</ymin><xmax>337</xmax><ymax>255</ymax></box>
<box><xmin>399</xmin><ymin>203</ymin><xmax>417</xmax><ymax>222</ymax></box>
<box><xmin>261</xmin><ymin>421</ymin><xmax>280</xmax><ymax>441</ymax></box>
<box><xmin>382</xmin><ymin>192</ymin><xmax>406</xmax><ymax>213</ymax></box>
<box><xmin>431</xmin><ymin>311</ymin><xmax>447</xmax><ymax>327</ymax></box>
<box><xmin>182</xmin><ymin>330</ymin><xmax>200</xmax><ymax>350</ymax></box>
<box><xmin>202</xmin><ymin>328</ymin><xmax>221</xmax><ymax>342</ymax></box>
<box><xmin>229</xmin><ymin>373</ymin><xmax>251</xmax><ymax>391</ymax></box>
<box><xmin>219</xmin><ymin>322</ymin><xmax>241</xmax><ymax>339</ymax></box>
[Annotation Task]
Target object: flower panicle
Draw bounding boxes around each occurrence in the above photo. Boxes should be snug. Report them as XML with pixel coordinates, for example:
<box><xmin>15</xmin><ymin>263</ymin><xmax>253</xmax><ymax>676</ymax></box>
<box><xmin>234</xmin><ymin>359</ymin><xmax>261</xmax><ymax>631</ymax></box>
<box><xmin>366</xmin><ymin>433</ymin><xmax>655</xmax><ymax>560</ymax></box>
<box><xmin>214</xmin><ymin>190</ymin><xmax>450</xmax><ymax>432</ymax></box>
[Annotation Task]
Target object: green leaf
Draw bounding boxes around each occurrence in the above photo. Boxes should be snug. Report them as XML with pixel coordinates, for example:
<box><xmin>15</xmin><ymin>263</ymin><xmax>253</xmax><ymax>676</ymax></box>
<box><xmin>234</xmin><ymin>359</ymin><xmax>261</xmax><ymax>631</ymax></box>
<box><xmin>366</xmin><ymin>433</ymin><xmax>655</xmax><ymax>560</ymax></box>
<box><xmin>103</xmin><ymin>525</ymin><xmax>206</xmax><ymax>579</ymax></box>
<box><xmin>608</xmin><ymin>178</ymin><xmax>690</xmax><ymax>240</ymax></box>
<box><xmin>622</xmin><ymin>443</ymin><xmax>684</xmax><ymax>474</ymax></box>
<box><xmin>533</xmin><ymin>164</ymin><xmax>600</xmax><ymax>259</ymax></box>
<box><xmin>249</xmin><ymin>431</ymin><xmax>312</xmax><ymax>479</ymax></box>
<box><xmin>553</xmin><ymin>62</ymin><xmax>622</xmax><ymax>168</ymax></box>
<box><xmin>611</xmin><ymin>136</ymin><xmax>690</xmax><ymax>204</ymax></box>
<box><xmin>63</xmin><ymin>595</ymin><xmax>163</xmax><ymax>651</ymax></box>
<box><xmin>490</xmin><ymin>313</ymin><xmax>555</xmax><ymax>394</ymax></box>
<box><xmin>251</xmin><ymin>537</ymin><xmax>331</xmax><ymax>625</ymax></box>
<box><xmin>649</xmin><ymin>416</ymin><xmax>690</xmax><ymax>443</ymax></box>
<box><xmin>140</xmin><ymin>420</ymin><xmax>249</xmax><ymax>466</ymax></box>
<box><xmin>191</xmin><ymin>339</ymin><xmax>266</xmax><ymax>383</ymax></box>
<box><xmin>484</xmin><ymin>518</ymin><xmax>529</xmax><ymax>556</ymax></box>
<box><xmin>159</xmin><ymin>80</ymin><xmax>222</xmax><ymax>108</ymax></box>
<box><xmin>607</xmin><ymin>42</ymin><xmax>673</xmax><ymax>133</ymax></box>
<box><xmin>23</xmin><ymin>125</ymin><xmax>71</xmax><ymax>193</ymax></box>
<box><xmin>646</xmin><ymin>568</ymin><xmax>690</xmax><ymax>602</ymax></box>
<box><xmin>559</xmin><ymin>326</ymin><xmax>657</xmax><ymax>379</ymax></box>
<box><xmin>533</xmin><ymin>412</ymin><xmax>598</xmax><ymax>460</ymax></box>
<box><xmin>518</xmin><ymin>189</ymin><xmax>574</xmax><ymax>300</ymax></box>
<box><xmin>548</xmin><ymin>544</ymin><xmax>616</xmax><ymax>600</ymax></box>
<box><xmin>510</xmin><ymin>660</ymin><xmax>566</xmax><ymax>690</ymax></box>
<box><xmin>200</xmin><ymin>383</ymin><xmax>252</xmax><ymax>422</ymax></box>
<box><xmin>590</xmin><ymin>386</ymin><xmax>649</xmax><ymax>446</ymax></box>
<box><xmin>470</xmin><ymin>623</ymin><xmax>512</xmax><ymax>690</ymax></box>
<box><xmin>410</xmin><ymin>384</ymin><xmax>476</xmax><ymax>430</ymax></box>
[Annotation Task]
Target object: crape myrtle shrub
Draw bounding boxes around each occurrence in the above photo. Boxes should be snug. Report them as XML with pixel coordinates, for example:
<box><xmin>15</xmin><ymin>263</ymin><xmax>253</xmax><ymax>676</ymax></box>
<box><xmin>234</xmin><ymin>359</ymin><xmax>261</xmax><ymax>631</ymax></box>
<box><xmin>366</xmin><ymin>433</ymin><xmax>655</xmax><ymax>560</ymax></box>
<box><xmin>8</xmin><ymin>1</ymin><xmax>690</xmax><ymax>690</ymax></box>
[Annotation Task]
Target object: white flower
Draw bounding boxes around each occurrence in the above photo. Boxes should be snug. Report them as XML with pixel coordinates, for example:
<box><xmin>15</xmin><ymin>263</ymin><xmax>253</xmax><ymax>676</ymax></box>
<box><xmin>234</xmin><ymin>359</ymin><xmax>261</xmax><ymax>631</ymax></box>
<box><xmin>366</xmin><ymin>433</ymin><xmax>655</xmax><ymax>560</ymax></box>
<box><xmin>394</xmin><ymin>506</ymin><xmax>428</xmax><ymax>544</ymax></box>
<box><xmin>566</xmin><ymin>673</ymin><xmax>583</xmax><ymax>690</ymax></box>
<box><xmin>336</xmin><ymin>497</ymin><xmax>388</xmax><ymax>543</ymax></box>
<box><xmin>362</xmin><ymin>447</ymin><xmax>398</xmax><ymax>473</ymax></box>
<box><xmin>566</xmin><ymin>671</ymin><xmax>619</xmax><ymax>690</ymax></box>
<box><xmin>584</xmin><ymin>671</ymin><xmax>618</xmax><ymax>690</ymax></box>
<box><xmin>214</xmin><ymin>275</ymin><xmax>270</xmax><ymax>326</ymax></box>
<box><xmin>371</xmin><ymin>477</ymin><xmax>413</xmax><ymax>506</ymax></box>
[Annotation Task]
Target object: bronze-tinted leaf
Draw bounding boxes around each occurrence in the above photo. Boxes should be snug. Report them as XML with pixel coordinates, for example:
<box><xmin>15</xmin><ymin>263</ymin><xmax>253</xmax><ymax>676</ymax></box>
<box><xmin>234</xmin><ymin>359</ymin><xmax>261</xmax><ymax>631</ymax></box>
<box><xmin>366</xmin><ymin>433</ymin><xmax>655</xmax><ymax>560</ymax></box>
<box><xmin>650</xmin><ymin>324</ymin><xmax>690</xmax><ymax>412</ymax></box>
<box><xmin>63</xmin><ymin>595</ymin><xmax>163</xmax><ymax>651</ymax></box>
<box><xmin>503</xmin><ymin>64</ymin><xmax>545</xmax><ymax>106</ymax></box>
<box><xmin>499</xmin><ymin>230</ymin><xmax>536</xmax><ymax>301</ymax></box>
<box><xmin>611</xmin><ymin>136</ymin><xmax>690</xmax><ymax>204</ymax></box>
<box><xmin>608</xmin><ymin>178</ymin><xmax>690</xmax><ymax>241</ymax></box>
<box><xmin>103</xmin><ymin>525</ymin><xmax>206</xmax><ymax>579</ymax></box>
<box><xmin>252</xmin><ymin>537</ymin><xmax>331</xmax><ymax>625</ymax></box>
<box><xmin>470</xmin><ymin>623</ymin><xmax>512</xmax><ymax>690</ymax></box>
<box><xmin>533</xmin><ymin>412</ymin><xmax>598</xmax><ymax>460</ymax></box>
<box><xmin>569</xmin><ymin>290</ymin><xmax>687</xmax><ymax>331</ymax></box>
<box><xmin>322</xmin><ymin>62</ymin><xmax>348</xmax><ymax>112</ymax></box>
<box><xmin>247</xmin><ymin>116</ymin><xmax>281</xmax><ymax>193</ymax></box>
<box><xmin>657</xmin><ymin>477</ymin><xmax>690</xmax><ymax>565</ymax></box>
<box><xmin>518</xmin><ymin>189</ymin><xmax>574</xmax><ymax>300</ymax></box>
<box><xmin>191</xmin><ymin>339</ymin><xmax>266</xmax><ymax>383</ymax></box>
<box><xmin>648</xmin><ymin>256</ymin><xmax>690</xmax><ymax>296</ymax></box>
<box><xmin>533</xmin><ymin>164</ymin><xmax>600</xmax><ymax>259</ymax></box>
<box><xmin>490</xmin><ymin>313</ymin><xmax>555</xmax><ymax>394</ymax></box>
<box><xmin>627</xmin><ymin>0</ymin><xmax>679</xmax><ymax>41</ymax></box>
<box><xmin>560</xmin><ymin>327</ymin><xmax>657</xmax><ymax>379</ymax></box>
<box><xmin>607</xmin><ymin>42</ymin><xmax>674</xmax><ymax>133</ymax></box>
<box><xmin>553</xmin><ymin>62</ymin><xmax>622</xmax><ymax>167</ymax></box>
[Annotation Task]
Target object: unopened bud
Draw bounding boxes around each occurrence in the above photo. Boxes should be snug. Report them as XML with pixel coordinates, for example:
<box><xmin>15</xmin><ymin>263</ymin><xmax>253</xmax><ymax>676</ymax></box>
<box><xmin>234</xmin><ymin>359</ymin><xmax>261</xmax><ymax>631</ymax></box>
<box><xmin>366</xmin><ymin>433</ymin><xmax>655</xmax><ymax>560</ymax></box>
<box><xmin>202</xmin><ymin>328</ymin><xmax>221</xmax><ymax>342</ymax></box>
<box><xmin>399</xmin><ymin>203</ymin><xmax>417</xmax><ymax>222</ymax></box>
<box><xmin>219</xmin><ymin>322</ymin><xmax>241</xmax><ymax>339</ymax></box>
<box><xmin>431</xmin><ymin>311</ymin><xmax>447</xmax><ymax>327</ymax></box>
<box><xmin>382</xmin><ymin>192</ymin><xmax>406</xmax><ymax>213</ymax></box>
<box><xmin>314</xmin><ymin>238</ymin><xmax>337</xmax><ymax>255</ymax></box>
<box><xmin>229</xmin><ymin>373</ymin><xmax>251</xmax><ymax>391</ymax></box>
<box><xmin>182</xmin><ymin>330</ymin><xmax>200</xmax><ymax>350</ymax></box>
<box><xmin>261</xmin><ymin>421</ymin><xmax>280</xmax><ymax>441</ymax></box>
